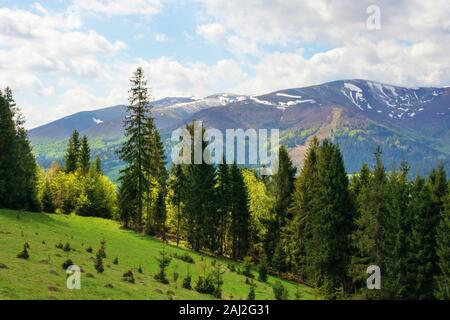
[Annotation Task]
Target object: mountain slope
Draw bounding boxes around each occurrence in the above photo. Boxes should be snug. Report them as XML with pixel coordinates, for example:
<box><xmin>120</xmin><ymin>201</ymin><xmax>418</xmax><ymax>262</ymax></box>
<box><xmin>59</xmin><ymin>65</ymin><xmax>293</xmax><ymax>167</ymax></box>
<box><xmin>29</xmin><ymin>79</ymin><xmax>450</xmax><ymax>178</ymax></box>
<box><xmin>0</xmin><ymin>210</ymin><xmax>314</xmax><ymax>300</ymax></box>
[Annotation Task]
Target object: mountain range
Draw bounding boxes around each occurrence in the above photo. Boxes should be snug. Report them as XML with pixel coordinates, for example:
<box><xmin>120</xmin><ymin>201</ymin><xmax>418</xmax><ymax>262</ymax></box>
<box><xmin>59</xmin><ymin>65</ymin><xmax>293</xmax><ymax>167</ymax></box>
<box><xmin>29</xmin><ymin>79</ymin><xmax>450</xmax><ymax>180</ymax></box>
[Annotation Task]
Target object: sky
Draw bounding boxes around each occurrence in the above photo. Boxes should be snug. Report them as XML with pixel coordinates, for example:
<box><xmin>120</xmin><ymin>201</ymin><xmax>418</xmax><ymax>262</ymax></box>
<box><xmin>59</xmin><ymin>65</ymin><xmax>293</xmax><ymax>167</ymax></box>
<box><xmin>0</xmin><ymin>0</ymin><xmax>449</xmax><ymax>128</ymax></box>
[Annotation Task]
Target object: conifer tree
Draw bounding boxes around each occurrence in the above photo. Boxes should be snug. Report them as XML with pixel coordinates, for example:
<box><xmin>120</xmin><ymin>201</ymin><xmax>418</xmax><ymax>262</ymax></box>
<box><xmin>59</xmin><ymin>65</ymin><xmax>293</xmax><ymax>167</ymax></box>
<box><xmin>435</xmin><ymin>192</ymin><xmax>450</xmax><ymax>299</ymax></box>
<box><xmin>217</xmin><ymin>161</ymin><xmax>231</xmax><ymax>255</ymax></box>
<box><xmin>118</xmin><ymin>67</ymin><xmax>152</xmax><ymax>230</ymax></box>
<box><xmin>229</xmin><ymin>163</ymin><xmax>251</xmax><ymax>260</ymax></box>
<box><xmin>65</xmin><ymin>130</ymin><xmax>81</xmax><ymax>173</ymax></box>
<box><xmin>381</xmin><ymin>163</ymin><xmax>410</xmax><ymax>299</ymax></box>
<box><xmin>79</xmin><ymin>135</ymin><xmax>90</xmax><ymax>176</ymax></box>
<box><xmin>265</xmin><ymin>145</ymin><xmax>296</xmax><ymax>262</ymax></box>
<box><xmin>0</xmin><ymin>95</ymin><xmax>18</xmax><ymax>208</ymax></box>
<box><xmin>406</xmin><ymin>176</ymin><xmax>435</xmax><ymax>299</ymax></box>
<box><xmin>170</xmin><ymin>164</ymin><xmax>185</xmax><ymax>246</ymax></box>
<box><xmin>349</xmin><ymin>148</ymin><xmax>387</xmax><ymax>298</ymax></box>
<box><xmin>184</xmin><ymin>123</ymin><xmax>218</xmax><ymax>252</ymax></box>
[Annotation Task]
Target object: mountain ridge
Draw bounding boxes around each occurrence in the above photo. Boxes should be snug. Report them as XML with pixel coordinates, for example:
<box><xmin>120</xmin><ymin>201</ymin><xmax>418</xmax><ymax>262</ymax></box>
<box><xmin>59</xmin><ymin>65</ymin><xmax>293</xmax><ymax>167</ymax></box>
<box><xmin>29</xmin><ymin>79</ymin><xmax>450</xmax><ymax>180</ymax></box>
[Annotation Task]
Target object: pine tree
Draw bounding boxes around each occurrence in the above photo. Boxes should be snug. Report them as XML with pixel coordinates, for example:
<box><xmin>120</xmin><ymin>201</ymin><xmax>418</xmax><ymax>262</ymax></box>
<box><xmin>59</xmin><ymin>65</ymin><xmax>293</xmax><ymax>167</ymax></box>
<box><xmin>118</xmin><ymin>67</ymin><xmax>152</xmax><ymax>230</ymax></box>
<box><xmin>170</xmin><ymin>164</ymin><xmax>185</xmax><ymax>246</ymax></box>
<box><xmin>42</xmin><ymin>179</ymin><xmax>56</xmax><ymax>213</ymax></box>
<box><xmin>435</xmin><ymin>192</ymin><xmax>450</xmax><ymax>299</ymax></box>
<box><xmin>284</xmin><ymin>137</ymin><xmax>320</xmax><ymax>280</ymax></box>
<box><xmin>229</xmin><ymin>163</ymin><xmax>251</xmax><ymax>260</ymax></box>
<box><xmin>0</xmin><ymin>95</ymin><xmax>18</xmax><ymax>208</ymax></box>
<box><xmin>65</xmin><ymin>130</ymin><xmax>81</xmax><ymax>173</ymax></box>
<box><xmin>217</xmin><ymin>161</ymin><xmax>231</xmax><ymax>255</ymax></box>
<box><xmin>94</xmin><ymin>155</ymin><xmax>103</xmax><ymax>174</ymax></box>
<box><xmin>79</xmin><ymin>136</ymin><xmax>90</xmax><ymax>176</ymax></box>
<box><xmin>406</xmin><ymin>176</ymin><xmax>436</xmax><ymax>299</ymax></box>
<box><xmin>265</xmin><ymin>145</ymin><xmax>296</xmax><ymax>263</ymax></box>
<box><xmin>184</xmin><ymin>122</ymin><xmax>218</xmax><ymax>252</ymax></box>
<box><xmin>349</xmin><ymin>148</ymin><xmax>387</xmax><ymax>298</ymax></box>
<box><xmin>381</xmin><ymin>163</ymin><xmax>410</xmax><ymax>299</ymax></box>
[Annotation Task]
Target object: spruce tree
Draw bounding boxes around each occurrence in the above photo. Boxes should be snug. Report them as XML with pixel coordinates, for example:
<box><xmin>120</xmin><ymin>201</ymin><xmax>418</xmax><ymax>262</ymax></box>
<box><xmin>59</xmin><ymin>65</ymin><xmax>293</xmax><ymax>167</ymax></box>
<box><xmin>184</xmin><ymin>122</ymin><xmax>218</xmax><ymax>252</ymax></box>
<box><xmin>118</xmin><ymin>67</ymin><xmax>152</xmax><ymax>230</ymax></box>
<box><xmin>65</xmin><ymin>130</ymin><xmax>81</xmax><ymax>173</ymax></box>
<box><xmin>0</xmin><ymin>95</ymin><xmax>18</xmax><ymax>208</ymax></box>
<box><xmin>217</xmin><ymin>161</ymin><xmax>231</xmax><ymax>255</ymax></box>
<box><xmin>170</xmin><ymin>164</ymin><xmax>185</xmax><ymax>246</ymax></box>
<box><xmin>284</xmin><ymin>137</ymin><xmax>320</xmax><ymax>280</ymax></box>
<box><xmin>381</xmin><ymin>163</ymin><xmax>410</xmax><ymax>299</ymax></box>
<box><xmin>265</xmin><ymin>145</ymin><xmax>296</xmax><ymax>263</ymax></box>
<box><xmin>349</xmin><ymin>148</ymin><xmax>387</xmax><ymax>298</ymax></box>
<box><xmin>79</xmin><ymin>135</ymin><xmax>90</xmax><ymax>176</ymax></box>
<box><xmin>435</xmin><ymin>192</ymin><xmax>450</xmax><ymax>299</ymax></box>
<box><xmin>229</xmin><ymin>163</ymin><xmax>251</xmax><ymax>260</ymax></box>
<box><xmin>406</xmin><ymin>176</ymin><xmax>436</xmax><ymax>299</ymax></box>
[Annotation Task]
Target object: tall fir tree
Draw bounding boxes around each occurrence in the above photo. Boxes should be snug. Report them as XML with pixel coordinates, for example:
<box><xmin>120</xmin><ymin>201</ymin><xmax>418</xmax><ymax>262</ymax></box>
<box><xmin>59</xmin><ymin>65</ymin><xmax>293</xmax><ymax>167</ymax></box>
<box><xmin>118</xmin><ymin>67</ymin><xmax>152</xmax><ymax>230</ymax></box>
<box><xmin>229</xmin><ymin>163</ymin><xmax>251</xmax><ymax>260</ymax></box>
<box><xmin>65</xmin><ymin>130</ymin><xmax>81</xmax><ymax>173</ymax></box>
<box><xmin>435</xmin><ymin>191</ymin><xmax>450</xmax><ymax>299</ymax></box>
<box><xmin>217</xmin><ymin>161</ymin><xmax>231</xmax><ymax>256</ymax></box>
<box><xmin>406</xmin><ymin>176</ymin><xmax>436</xmax><ymax>299</ymax></box>
<box><xmin>381</xmin><ymin>163</ymin><xmax>411</xmax><ymax>299</ymax></box>
<box><xmin>170</xmin><ymin>164</ymin><xmax>185</xmax><ymax>246</ymax></box>
<box><xmin>184</xmin><ymin>122</ymin><xmax>218</xmax><ymax>252</ymax></box>
<box><xmin>79</xmin><ymin>135</ymin><xmax>91</xmax><ymax>176</ymax></box>
<box><xmin>0</xmin><ymin>94</ymin><xmax>18</xmax><ymax>208</ymax></box>
<box><xmin>284</xmin><ymin>137</ymin><xmax>320</xmax><ymax>280</ymax></box>
<box><xmin>0</xmin><ymin>90</ymin><xmax>40</xmax><ymax>211</ymax></box>
<box><xmin>349</xmin><ymin>148</ymin><xmax>387</xmax><ymax>298</ymax></box>
<box><xmin>265</xmin><ymin>145</ymin><xmax>296</xmax><ymax>265</ymax></box>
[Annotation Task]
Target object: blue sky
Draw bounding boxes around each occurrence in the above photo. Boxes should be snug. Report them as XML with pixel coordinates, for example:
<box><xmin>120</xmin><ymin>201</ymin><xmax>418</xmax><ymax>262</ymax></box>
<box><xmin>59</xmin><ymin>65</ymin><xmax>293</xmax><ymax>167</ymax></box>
<box><xmin>0</xmin><ymin>0</ymin><xmax>449</xmax><ymax>128</ymax></box>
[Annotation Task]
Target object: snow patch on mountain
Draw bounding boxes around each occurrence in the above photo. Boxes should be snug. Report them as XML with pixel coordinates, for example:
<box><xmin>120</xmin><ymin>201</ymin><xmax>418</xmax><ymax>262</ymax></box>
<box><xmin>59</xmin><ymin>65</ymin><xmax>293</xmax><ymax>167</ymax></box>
<box><xmin>93</xmin><ymin>118</ymin><xmax>104</xmax><ymax>124</ymax></box>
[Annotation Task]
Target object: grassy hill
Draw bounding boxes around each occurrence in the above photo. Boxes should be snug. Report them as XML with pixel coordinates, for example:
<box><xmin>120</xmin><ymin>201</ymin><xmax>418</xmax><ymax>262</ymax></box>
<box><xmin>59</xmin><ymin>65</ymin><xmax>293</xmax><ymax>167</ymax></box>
<box><xmin>0</xmin><ymin>210</ymin><xmax>316</xmax><ymax>300</ymax></box>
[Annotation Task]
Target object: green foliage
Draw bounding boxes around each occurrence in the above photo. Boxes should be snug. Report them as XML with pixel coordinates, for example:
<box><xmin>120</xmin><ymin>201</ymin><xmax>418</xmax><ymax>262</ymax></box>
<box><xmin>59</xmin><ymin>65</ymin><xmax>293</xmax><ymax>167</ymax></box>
<box><xmin>272</xmin><ymin>281</ymin><xmax>289</xmax><ymax>300</ymax></box>
<box><xmin>257</xmin><ymin>256</ymin><xmax>269</xmax><ymax>282</ymax></box>
<box><xmin>154</xmin><ymin>249</ymin><xmax>172</xmax><ymax>284</ymax></box>
<box><xmin>122</xmin><ymin>270</ymin><xmax>135</xmax><ymax>284</ymax></box>
<box><xmin>173</xmin><ymin>252</ymin><xmax>195</xmax><ymax>264</ymax></box>
<box><xmin>95</xmin><ymin>251</ymin><xmax>105</xmax><ymax>273</ymax></box>
<box><xmin>182</xmin><ymin>272</ymin><xmax>192</xmax><ymax>290</ymax></box>
<box><xmin>65</xmin><ymin>131</ymin><xmax>81</xmax><ymax>173</ymax></box>
<box><xmin>435</xmin><ymin>193</ymin><xmax>450</xmax><ymax>299</ymax></box>
<box><xmin>0</xmin><ymin>91</ymin><xmax>40</xmax><ymax>211</ymax></box>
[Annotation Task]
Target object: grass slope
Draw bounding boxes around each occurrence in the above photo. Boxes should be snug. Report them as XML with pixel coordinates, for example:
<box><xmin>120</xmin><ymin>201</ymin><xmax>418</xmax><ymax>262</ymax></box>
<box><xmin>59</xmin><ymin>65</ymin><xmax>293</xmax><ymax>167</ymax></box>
<box><xmin>0</xmin><ymin>210</ymin><xmax>316</xmax><ymax>300</ymax></box>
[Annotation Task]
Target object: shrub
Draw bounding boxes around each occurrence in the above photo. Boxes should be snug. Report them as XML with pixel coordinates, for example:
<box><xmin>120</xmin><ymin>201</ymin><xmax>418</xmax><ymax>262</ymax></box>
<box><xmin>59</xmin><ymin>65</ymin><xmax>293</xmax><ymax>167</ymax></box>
<box><xmin>24</xmin><ymin>242</ymin><xmax>30</xmax><ymax>250</ymax></box>
<box><xmin>62</xmin><ymin>259</ymin><xmax>74</xmax><ymax>270</ymax></box>
<box><xmin>242</xmin><ymin>257</ymin><xmax>254</xmax><ymax>278</ymax></box>
<box><xmin>85</xmin><ymin>246</ymin><xmax>93</xmax><ymax>253</ymax></box>
<box><xmin>182</xmin><ymin>274</ymin><xmax>192</xmax><ymax>290</ymax></box>
<box><xmin>154</xmin><ymin>249</ymin><xmax>172</xmax><ymax>284</ymax></box>
<box><xmin>272</xmin><ymin>281</ymin><xmax>289</xmax><ymax>300</ymax></box>
<box><xmin>63</xmin><ymin>243</ymin><xmax>71</xmax><ymax>252</ymax></box>
<box><xmin>55</xmin><ymin>242</ymin><xmax>63</xmax><ymax>249</ymax></box>
<box><xmin>257</xmin><ymin>256</ymin><xmax>268</xmax><ymax>282</ymax></box>
<box><xmin>97</xmin><ymin>246</ymin><xmax>106</xmax><ymax>259</ymax></box>
<box><xmin>122</xmin><ymin>270</ymin><xmax>135</xmax><ymax>283</ymax></box>
<box><xmin>112</xmin><ymin>257</ymin><xmax>119</xmax><ymax>265</ymax></box>
<box><xmin>247</xmin><ymin>286</ymin><xmax>256</xmax><ymax>300</ymax></box>
<box><xmin>94</xmin><ymin>251</ymin><xmax>104</xmax><ymax>273</ymax></box>
<box><xmin>195</xmin><ymin>275</ymin><xmax>216</xmax><ymax>295</ymax></box>
<box><xmin>138</xmin><ymin>265</ymin><xmax>143</xmax><ymax>274</ymax></box>
<box><xmin>227</xmin><ymin>264</ymin><xmax>236</xmax><ymax>273</ymax></box>
<box><xmin>173</xmin><ymin>272</ymin><xmax>179</xmax><ymax>283</ymax></box>
<box><xmin>173</xmin><ymin>253</ymin><xmax>195</xmax><ymax>264</ymax></box>
<box><xmin>17</xmin><ymin>248</ymin><xmax>29</xmax><ymax>260</ymax></box>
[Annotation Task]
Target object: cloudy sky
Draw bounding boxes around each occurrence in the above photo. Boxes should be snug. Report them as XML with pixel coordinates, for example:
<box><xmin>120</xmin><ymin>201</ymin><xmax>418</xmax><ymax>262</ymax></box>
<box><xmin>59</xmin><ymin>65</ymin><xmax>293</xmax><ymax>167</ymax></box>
<box><xmin>0</xmin><ymin>0</ymin><xmax>449</xmax><ymax>128</ymax></box>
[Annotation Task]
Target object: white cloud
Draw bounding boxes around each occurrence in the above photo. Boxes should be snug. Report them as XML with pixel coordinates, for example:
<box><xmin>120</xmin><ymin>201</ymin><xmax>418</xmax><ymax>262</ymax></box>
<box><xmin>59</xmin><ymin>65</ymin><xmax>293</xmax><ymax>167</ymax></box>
<box><xmin>154</xmin><ymin>32</ymin><xmax>174</xmax><ymax>43</ymax></box>
<box><xmin>74</xmin><ymin>0</ymin><xmax>162</xmax><ymax>16</ymax></box>
<box><xmin>197</xmin><ymin>23</ymin><xmax>226</xmax><ymax>42</ymax></box>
